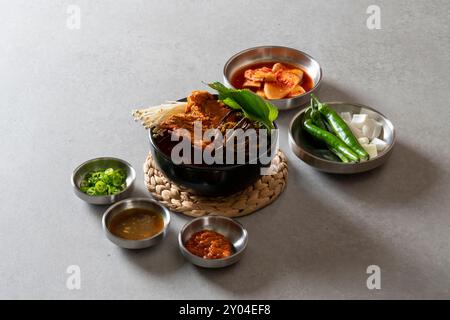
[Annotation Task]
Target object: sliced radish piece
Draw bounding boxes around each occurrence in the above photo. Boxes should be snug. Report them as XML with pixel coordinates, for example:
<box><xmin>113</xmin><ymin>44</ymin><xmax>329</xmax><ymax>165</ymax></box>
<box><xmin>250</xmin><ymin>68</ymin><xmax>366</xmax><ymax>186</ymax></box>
<box><xmin>371</xmin><ymin>137</ymin><xmax>387</xmax><ymax>151</ymax></box>
<box><xmin>264</xmin><ymin>82</ymin><xmax>292</xmax><ymax>99</ymax></box>
<box><xmin>362</xmin><ymin>143</ymin><xmax>378</xmax><ymax>159</ymax></box>
<box><xmin>345</xmin><ymin>121</ymin><xmax>363</xmax><ymax>138</ymax></box>
<box><xmin>264</xmin><ymin>71</ymin><xmax>299</xmax><ymax>99</ymax></box>
<box><xmin>362</xmin><ymin>118</ymin><xmax>381</xmax><ymax>140</ymax></box>
<box><xmin>244</xmin><ymin>68</ymin><xmax>272</xmax><ymax>81</ymax></box>
<box><xmin>351</xmin><ymin>114</ymin><xmax>368</xmax><ymax>129</ymax></box>
<box><xmin>287</xmin><ymin>85</ymin><xmax>306</xmax><ymax>97</ymax></box>
<box><xmin>272</xmin><ymin>63</ymin><xmax>285</xmax><ymax>72</ymax></box>
<box><xmin>358</xmin><ymin>137</ymin><xmax>369</xmax><ymax>144</ymax></box>
<box><xmin>340</xmin><ymin>112</ymin><xmax>352</xmax><ymax>122</ymax></box>
<box><xmin>242</xmin><ymin>80</ymin><xmax>261</xmax><ymax>88</ymax></box>
<box><xmin>362</xmin><ymin>124</ymin><xmax>375</xmax><ymax>140</ymax></box>
<box><xmin>288</xmin><ymin>69</ymin><xmax>304</xmax><ymax>82</ymax></box>
<box><xmin>372</xmin><ymin>120</ymin><xmax>382</xmax><ymax>139</ymax></box>
<box><xmin>278</xmin><ymin>70</ymin><xmax>301</xmax><ymax>86</ymax></box>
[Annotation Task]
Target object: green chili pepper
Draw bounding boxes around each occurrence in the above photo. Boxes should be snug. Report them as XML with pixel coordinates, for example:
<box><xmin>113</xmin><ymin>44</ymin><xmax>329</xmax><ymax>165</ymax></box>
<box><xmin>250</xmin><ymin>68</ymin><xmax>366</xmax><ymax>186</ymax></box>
<box><xmin>311</xmin><ymin>96</ymin><xmax>320</xmax><ymax>111</ymax></box>
<box><xmin>312</xmin><ymin>95</ymin><xmax>369</xmax><ymax>161</ymax></box>
<box><xmin>304</xmin><ymin>107</ymin><xmax>313</xmax><ymax>121</ymax></box>
<box><xmin>305</xmin><ymin>106</ymin><xmax>351</xmax><ymax>163</ymax></box>
<box><xmin>303</xmin><ymin>119</ymin><xmax>360</xmax><ymax>162</ymax></box>
<box><xmin>328</xmin><ymin>145</ymin><xmax>351</xmax><ymax>163</ymax></box>
<box><xmin>311</xmin><ymin>109</ymin><xmax>327</xmax><ymax>131</ymax></box>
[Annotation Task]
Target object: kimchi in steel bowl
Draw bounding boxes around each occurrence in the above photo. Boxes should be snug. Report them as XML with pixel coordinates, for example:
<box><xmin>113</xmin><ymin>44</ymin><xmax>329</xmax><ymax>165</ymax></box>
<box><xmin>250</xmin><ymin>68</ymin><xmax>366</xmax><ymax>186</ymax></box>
<box><xmin>223</xmin><ymin>45</ymin><xmax>323</xmax><ymax>110</ymax></box>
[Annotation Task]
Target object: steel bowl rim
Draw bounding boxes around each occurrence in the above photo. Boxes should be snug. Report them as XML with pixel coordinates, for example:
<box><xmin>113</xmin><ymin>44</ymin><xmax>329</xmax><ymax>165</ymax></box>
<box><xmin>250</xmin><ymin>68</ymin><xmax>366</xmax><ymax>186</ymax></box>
<box><xmin>223</xmin><ymin>45</ymin><xmax>323</xmax><ymax>102</ymax></box>
<box><xmin>71</xmin><ymin>156</ymin><xmax>136</xmax><ymax>200</ymax></box>
<box><xmin>178</xmin><ymin>216</ymin><xmax>248</xmax><ymax>264</ymax></box>
<box><xmin>102</xmin><ymin>197</ymin><xmax>171</xmax><ymax>245</ymax></box>
<box><xmin>288</xmin><ymin>101</ymin><xmax>396</xmax><ymax>166</ymax></box>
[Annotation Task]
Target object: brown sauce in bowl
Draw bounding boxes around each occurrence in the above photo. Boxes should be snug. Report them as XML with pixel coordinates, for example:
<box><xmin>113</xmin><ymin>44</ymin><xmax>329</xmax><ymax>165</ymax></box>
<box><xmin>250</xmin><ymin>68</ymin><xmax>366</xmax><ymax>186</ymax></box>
<box><xmin>108</xmin><ymin>208</ymin><xmax>164</xmax><ymax>240</ymax></box>
<box><xmin>185</xmin><ymin>230</ymin><xmax>233</xmax><ymax>259</ymax></box>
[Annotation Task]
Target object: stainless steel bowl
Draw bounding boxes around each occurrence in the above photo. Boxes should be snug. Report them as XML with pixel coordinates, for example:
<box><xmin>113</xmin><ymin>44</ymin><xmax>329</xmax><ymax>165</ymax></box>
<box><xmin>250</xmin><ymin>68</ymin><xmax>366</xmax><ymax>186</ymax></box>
<box><xmin>178</xmin><ymin>216</ymin><xmax>248</xmax><ymax>268</ymax></box>
<box><xmin>102</xmin><ymin>198</ymin><xmax>171</xmax><ymax>249</ymax></box>
<box><xmin>223</xmin><ymin>45</ymin><xmax>323</xmax><ymax>110</ymax></box>
<box><xmin>289</xmin><ymin>102</ymin><xmax>396</xmax><ymax>174</ymax></box>
<box><xmin>71</xmin><ymin>157</ymin><xmax>136</xmax><ymax>205</ymax></box>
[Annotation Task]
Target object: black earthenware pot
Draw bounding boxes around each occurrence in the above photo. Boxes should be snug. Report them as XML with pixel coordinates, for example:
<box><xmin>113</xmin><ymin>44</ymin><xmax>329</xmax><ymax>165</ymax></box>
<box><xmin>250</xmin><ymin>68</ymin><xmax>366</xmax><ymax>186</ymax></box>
<box><xmin>148</xmin><ymin>97</ymin><xmax>278</xmax><ymax>196</ymax></box>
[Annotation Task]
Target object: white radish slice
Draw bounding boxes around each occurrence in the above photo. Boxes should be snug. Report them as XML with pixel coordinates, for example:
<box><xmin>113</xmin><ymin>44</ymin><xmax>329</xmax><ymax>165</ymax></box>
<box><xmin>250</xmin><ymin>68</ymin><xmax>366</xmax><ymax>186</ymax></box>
<box><xmin>340</xmin><ymin>112</ymin><xmax>352</xmax><ymax>122</ymax></box>
<box><xmin>362</xmin><ymin>124</ymin><xmax>375</xmax><ymax>140</ymax></box>
<box><xmin>362</xmin><ymin>143</ymin><xmax>378</xmax><ymax>159</ymax></box>
<box><xmin>358</xmin><ymin>137</ymin><xmax>369</xmax><ymax>144</ymax></box>
<box><xmin>371</xmin><ymin>137</ymin><xmax>387</xmax><ymax>151</ymax></box>
<box><xmin>345</xmin><ymin>121</ymin><xmax>363</xmax><ymax>138</ymax></box>
<box><xmin>372</xmin><ymin>120</ymin><xmax>382</xmax><ymax>139</ymax></box>
<box><xmin>351</xmin><ymin>114</ymin><xmax>368</xmax><ymax>128</ymax></box>
<box><xmin>362</xmin><ymin>119</ymin><xmax>381</xmax><ymax>140</ymax></box>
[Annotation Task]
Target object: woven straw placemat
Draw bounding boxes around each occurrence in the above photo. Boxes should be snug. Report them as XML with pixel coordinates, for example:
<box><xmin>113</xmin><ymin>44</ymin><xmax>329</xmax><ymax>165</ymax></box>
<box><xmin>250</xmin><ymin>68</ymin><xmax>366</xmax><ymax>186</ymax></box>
<box><xmin>143</xmin><ymin>150</ymin><xmax>288</xmax><ymax>217</ymax></box>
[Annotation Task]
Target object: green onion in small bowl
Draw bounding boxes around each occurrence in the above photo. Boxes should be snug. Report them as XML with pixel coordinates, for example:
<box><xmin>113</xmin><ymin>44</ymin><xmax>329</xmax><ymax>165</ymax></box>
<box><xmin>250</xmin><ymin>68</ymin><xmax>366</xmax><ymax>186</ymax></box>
<box><xmin>71</xmin><ymin>157</ymin><xmax>136</xmax><ymax>205</ymax></box>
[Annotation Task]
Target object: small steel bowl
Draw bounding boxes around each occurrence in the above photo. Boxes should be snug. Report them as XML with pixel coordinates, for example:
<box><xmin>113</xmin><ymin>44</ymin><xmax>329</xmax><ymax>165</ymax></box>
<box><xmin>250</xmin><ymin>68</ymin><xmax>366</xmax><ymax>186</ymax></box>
<box><xmin>71</xmin><ymin>157</ymin><xmax>136</xmax><ymax>205</ymax></box>
<box><xmin>102</xmin><ymin>198</ymin><xmax>171</xmax><ymax>249</ymax></box>
<box><xmin>223</xmin><ymin>45</ymin><xmax>323</xmax><ymax>110</ymax></box>
<box><xmin>178</xmin><ymin>216</ymin><xmax>248</xmax><ymax>268</ymax></box>
<box><xmin>289</xmin><ymin>102</ymin><xmax>396</xmax><ymax>174</ymax></box>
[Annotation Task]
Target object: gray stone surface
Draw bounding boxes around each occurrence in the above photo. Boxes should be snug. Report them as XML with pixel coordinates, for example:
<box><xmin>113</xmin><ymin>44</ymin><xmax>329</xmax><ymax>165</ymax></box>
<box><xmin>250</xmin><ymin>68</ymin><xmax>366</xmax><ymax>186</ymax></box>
<box><xmin>1</xmin><ymin>0</ymin><xmax>449</xmax><ymax>299</ymax></box>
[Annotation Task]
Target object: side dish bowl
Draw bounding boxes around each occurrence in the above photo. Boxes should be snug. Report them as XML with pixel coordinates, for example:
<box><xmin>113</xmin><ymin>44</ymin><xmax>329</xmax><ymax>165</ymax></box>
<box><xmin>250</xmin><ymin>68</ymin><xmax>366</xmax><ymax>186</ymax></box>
<box><xmin>223</xmin><ymin>45</ymin><xmax>322</xmax><ymax>110</ymax></box>
<box><xmin>178</xmin><ymin>216</ymin><xmax>248</xmax><ymax>268</ymax></box>
<box><xmin>289</xmin><ymin>102</ymin><xmax>395</xmax><ymax>173</ymax></box>
<box><xmin>71</xmin><ymin>157</ymin><xmax>136</xmax><ymax>205</ymax></box>
<box><xmin>102</xmin><ymin>198</ymin><xmax>170</xmax><ymax>249</ymax></box>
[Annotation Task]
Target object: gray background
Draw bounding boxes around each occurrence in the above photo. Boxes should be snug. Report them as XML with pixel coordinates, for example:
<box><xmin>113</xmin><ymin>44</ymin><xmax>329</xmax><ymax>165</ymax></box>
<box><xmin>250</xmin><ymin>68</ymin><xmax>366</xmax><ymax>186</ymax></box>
<box><xmin>1</xmin><ymin>0</ymin><xmax>449</xmax><ymax>299</ymax></box>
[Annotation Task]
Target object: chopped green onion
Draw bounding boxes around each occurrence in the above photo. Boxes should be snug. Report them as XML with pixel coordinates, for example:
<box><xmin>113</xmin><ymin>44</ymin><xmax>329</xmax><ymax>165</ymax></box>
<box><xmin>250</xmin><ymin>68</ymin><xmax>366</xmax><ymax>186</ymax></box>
<box><xmin>86</xmin><ymin>187</ymin><xmax>97</xmax><ymax>196</ymax></box>
<box><xmin>79</xmin><ymin>167</ymin><xmax>127</xmax><ymax>196</ymax></box>
<box><xmin>112</xmin><ymin>173</ymin><xmax>123</xmax><ymax>187</ymax></box>
<box><xmin>95</xmin><ymin>181</ymin><xmax>107</xmax><ymax>194</ymax></box>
